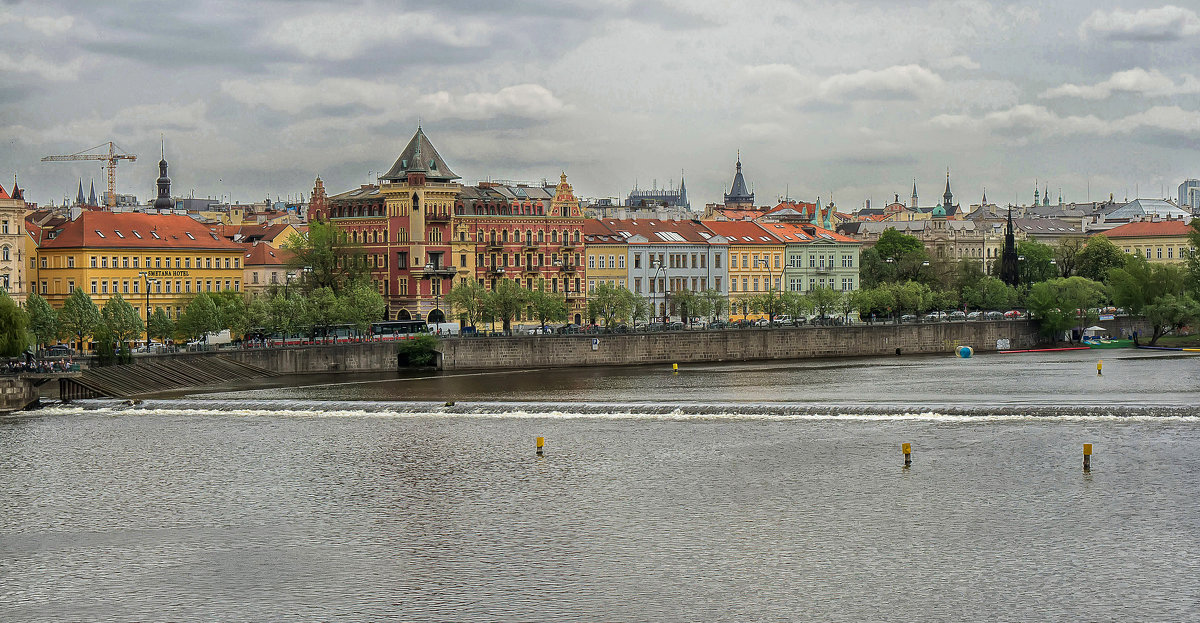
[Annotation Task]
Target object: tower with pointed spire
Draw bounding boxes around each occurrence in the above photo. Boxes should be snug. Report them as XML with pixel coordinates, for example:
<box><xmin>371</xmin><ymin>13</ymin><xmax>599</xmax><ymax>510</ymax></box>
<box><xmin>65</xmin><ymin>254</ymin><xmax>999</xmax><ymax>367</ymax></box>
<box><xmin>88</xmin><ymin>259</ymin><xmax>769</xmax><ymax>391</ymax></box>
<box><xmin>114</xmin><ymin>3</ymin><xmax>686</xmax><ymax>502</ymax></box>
<box><xmin>942</xmin><ymin>169</ymin><xmax>953</xmax><ymax>211</ymax></box>
<box><xmin>154</xmin><ymin>138</ymin><xmax>174</xmax><ymax>210</ymax></box>
<box><xmin>724</xmin><ymin>152</ymin><xmax>754</xmax><ymax>208</ymax></box>
<box><xmin>910</xmin><ymin>180</ymin><xmax>918</xmax><ymax>209</ymax></box>
<box><xmin>999</xmin><ymin>208</ymin><xmax>1019</xmax><ymax>287</ymax></box>
<box><xmin>1043</xmin><ymin>184</ymin><xmax>1050</xmax><ymax>206</ymax></box>
<box><xmin>309</xmin><ymin>176</ymin><xmax>328</xmax><ymax>221</ymax></box>
<box><xmin>1034</xmin><ymin>181</ymin><xmax>1040</xmax><ymax>207</ymax></box>
<box><xmin>75</xmin><ymin>180</ymin><xmax>85</xmax><ymax>206</ymax></box>
<box><xmin>88</xmin><ymin>180</ymin><xmax>98</xmax><ymax>207</ymax></box>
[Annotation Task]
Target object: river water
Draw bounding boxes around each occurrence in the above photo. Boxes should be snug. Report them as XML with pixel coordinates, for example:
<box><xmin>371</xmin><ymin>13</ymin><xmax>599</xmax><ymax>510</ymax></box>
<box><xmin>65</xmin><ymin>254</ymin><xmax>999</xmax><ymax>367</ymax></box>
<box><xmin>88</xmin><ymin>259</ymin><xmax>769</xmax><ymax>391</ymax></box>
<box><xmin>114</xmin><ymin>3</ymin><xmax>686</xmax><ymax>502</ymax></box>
<box><xmin>2</xmin><ymin>349</ymin><xmax>1198</xmax><ymax>621</ymax></box>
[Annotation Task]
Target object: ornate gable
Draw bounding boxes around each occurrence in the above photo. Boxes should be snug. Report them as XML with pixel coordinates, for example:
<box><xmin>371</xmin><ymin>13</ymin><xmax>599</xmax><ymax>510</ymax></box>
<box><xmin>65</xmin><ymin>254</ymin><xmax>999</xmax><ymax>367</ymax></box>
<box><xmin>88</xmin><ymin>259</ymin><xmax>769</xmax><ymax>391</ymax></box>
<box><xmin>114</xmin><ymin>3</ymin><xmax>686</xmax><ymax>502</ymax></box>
<box><xmin>551</xmin><ymin>172</ymin><xmax>581</xmax><ymax>218</ymax></box>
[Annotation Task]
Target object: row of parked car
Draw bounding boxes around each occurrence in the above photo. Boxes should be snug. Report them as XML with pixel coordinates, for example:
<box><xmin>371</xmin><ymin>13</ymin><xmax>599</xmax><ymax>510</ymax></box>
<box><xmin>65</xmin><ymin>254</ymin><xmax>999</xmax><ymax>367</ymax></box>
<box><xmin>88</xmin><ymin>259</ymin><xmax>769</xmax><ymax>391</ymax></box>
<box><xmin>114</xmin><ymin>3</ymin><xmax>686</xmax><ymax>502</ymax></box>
<box><xmin>900</xmin><ymin>310</ymin><xmax>1026</xmax><ymax>323</ymax></box>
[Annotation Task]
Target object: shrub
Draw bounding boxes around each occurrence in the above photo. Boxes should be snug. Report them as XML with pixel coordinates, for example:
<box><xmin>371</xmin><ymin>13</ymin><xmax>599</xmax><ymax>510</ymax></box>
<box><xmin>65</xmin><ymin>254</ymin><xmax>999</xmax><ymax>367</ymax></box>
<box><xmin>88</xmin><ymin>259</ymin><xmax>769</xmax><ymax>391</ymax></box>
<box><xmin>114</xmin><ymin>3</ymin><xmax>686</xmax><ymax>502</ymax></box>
<box><xmin>397</xmin><ymin>334</ymin><xmax>438</xmax><ymax>367</ymax></box>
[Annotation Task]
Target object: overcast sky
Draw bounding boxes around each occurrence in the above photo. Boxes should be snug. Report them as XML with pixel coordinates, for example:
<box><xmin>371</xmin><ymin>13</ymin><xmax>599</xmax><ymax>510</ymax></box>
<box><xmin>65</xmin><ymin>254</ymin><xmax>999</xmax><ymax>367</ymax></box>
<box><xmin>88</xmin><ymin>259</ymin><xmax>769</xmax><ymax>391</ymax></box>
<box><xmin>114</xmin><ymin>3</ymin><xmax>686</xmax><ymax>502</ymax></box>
<box><xmin>2</xmin><ymin>0</ymin><xmax>1199</xmax><ymax>210</ymax></box>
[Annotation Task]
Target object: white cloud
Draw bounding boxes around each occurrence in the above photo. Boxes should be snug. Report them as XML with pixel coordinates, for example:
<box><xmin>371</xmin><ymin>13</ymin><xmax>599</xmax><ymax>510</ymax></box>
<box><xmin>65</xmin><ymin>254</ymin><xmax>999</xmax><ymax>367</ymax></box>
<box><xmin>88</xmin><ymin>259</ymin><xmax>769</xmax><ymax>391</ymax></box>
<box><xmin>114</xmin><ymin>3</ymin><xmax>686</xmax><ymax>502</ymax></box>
<box><xmin>222</xmin><ymin>78</ymin><xmax>567</xmax><ymax>122</ymax></box>
<box><xmin>0</xmin><ymin>52</ymin><xmax>84</xmax><ymax>82</ymax></box>
<box><xmin>934</xmin><ymin>55</ymin><xmax>981</xmax><ymax>71</ymax></box>
<box><xmin>6</xmin><ymin>101</ymin><xmax>213</xmax><ymax>146</ymax></box>
<box><xmin>0</xmin><ymin>12</ymin><xmax>74</xmax><ymax>36</ymax></box>
<box><xmin>930</xmin><ymin>104</ymin><xmax>1200</xmax><ymax>139</ymax></box>
<box><xmin>1040</xmin><ymin>68</ymin><xmax>1200</xmax><ymax>99</ymax></box>
<box><xmin>818</xmin><ymin>65</ymin><xmax>944</xmax><ymax>101</ymax></box>
<box><xmin>221</xmin><ymin>78</ymin><xmax>408</xmax><ymax>114</ymax></box>
<box><xmin>1079</xmin><ymin>5</ymin><xmax>1200</xmax><ymax>41</ymax></box>
<box><xmin>418</xmin><ymin>84</ymin><xmax>568</xmax><ymax>121</ymax></box>
<box><xmin>268</xmin><ymin>11</ymin><xmax>492</xmax><ymax>60</ymax></box>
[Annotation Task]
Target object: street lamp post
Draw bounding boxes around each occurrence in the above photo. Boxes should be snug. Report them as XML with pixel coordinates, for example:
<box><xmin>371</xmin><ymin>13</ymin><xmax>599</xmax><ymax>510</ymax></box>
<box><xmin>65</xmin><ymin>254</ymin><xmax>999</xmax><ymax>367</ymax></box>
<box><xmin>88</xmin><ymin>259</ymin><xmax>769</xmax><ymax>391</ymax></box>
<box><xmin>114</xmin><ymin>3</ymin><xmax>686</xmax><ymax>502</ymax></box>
<box><xmin>756</xmin><ymin>258</ymin><xmax>775</xmax><ymax>325</ymax></box>
<box><xmin>138</xmin><ymin>271</ymin><xmax>156</xmax><ymax>349</ymax></box>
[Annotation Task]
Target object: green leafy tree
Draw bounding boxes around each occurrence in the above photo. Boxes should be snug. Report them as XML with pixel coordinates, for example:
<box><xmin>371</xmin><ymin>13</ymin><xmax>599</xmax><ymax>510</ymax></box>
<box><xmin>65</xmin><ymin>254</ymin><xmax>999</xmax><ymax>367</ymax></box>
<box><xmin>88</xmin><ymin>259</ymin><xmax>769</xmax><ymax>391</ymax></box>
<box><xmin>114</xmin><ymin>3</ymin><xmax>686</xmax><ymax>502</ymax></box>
<box><xmin>101</xmin><ymin>294</ymin><xmax>143</xmax><ymax>354</ymax></box>
<box><xmin>445</xmin><ymin>279</ymin><xmax>488</xmax><ymax>330</ymax></box>
<box><xmin>588</xmin><ymin>282</ymin><xmax>630</xmax><ymax>328</ymax></box>
<box><xmin>282</xmin><ymin>220</ymin><xmax>368</xmax><ymax>292</ymax></box>
<box><xmin>0</xmin><ymin>292</ymin><xmax>29</xmax><ymax>357</ymax></box>
<box><xmin>1143</xmin><ymin>294</ymin><xmax>1200</xmax><ymax>345</ymax></box>
<box><xmin>670</xmin><ymin>288</ymin><xmax>699</xmax><ymax>325</ymax></box>
<box><xmin>485</xmin><ymin>279</ymin><xmax>527</xmax><ymax>333</ymax></box>
<box><xmin>1016</xmin><ymin>240</ymin><xmax>1057</xmax><ymax>285</ymax></box>
<box><xmin>148</xmin><ymin>307</ymin><xmax>175</xmax><ymax>345</ymax></box>
<box><xmin>1054</xmin><ymin>237</ymin><xmax>1085</xmax><ymax>278</ymax></box>
<box><xmin>1077</xmin><ymin>234</ymin><xmax>1128</xmax><ymax>282</ymax></box>
<box><xmin>806</xmin><ymin>285</ymin><xmax>841</xmax><ymax>321</ymax></box>
<box><xmin>306</xmin><ymin>286</ymin><xmax>342</xmax><ymax>342</ymax></box>
<box><xmin>701</xmin><ymin>289</ymin><xmax>728</xmax><ymax>322</ymax></box>
<box><xmin>1027</xmin><ymin>277</ymin><xmax>1107</xmax><ymax>342</ymax></box>
<box><xmin>25</xmin><ymin>292</ymin><xmax>58</xmax><ymax>351</ymax></box>
<box><xmin>874</xmin><ymin>228</ymin><xmax>925</xmax><ymax>259</ymax></box>
<box><xmin>528</xmin><ymin>288</ymin><xmax>567</xmax><ymax>332</ymax></box>
<box><xmin>58</xmin><ymin>288</ymin><xmax>100</xmax><ymax>350</ymax></box>
<box><xmin>1107</xmin><ymin>254</ymin><xmax>1186</xmax><ymax>317</ymax></box>
<box><xmin>630</xmin><ymin>293</ymin><xmax>652</xmax><ymax>325</ymax></box>
<box><xmin>344</xmin><ymin>281</ymin><xmax>387</xmax><ymax>335</ymax></box>
<box><xmin>267</xmin><ymin>293</ymin><xmax>306</xmax><ymax>342</ymax></box>
<box><xmin>963</xmin><ymin>276</ymin><xmax>1017</xmax><ymax>311</ymax></box>
<box><xmin>211</xmin><ymin>290</ymin><xmax>250</xmax><ymax>337</ymax></box>
<box><xmin>858</xmin><ymin>247</ymin><xmax>889</xmax><ymax>289</ymax></box>
<box><xmin>178</xmin><ymin>293</ymin><xmax>222</xmax><ymax>342</ymax></box>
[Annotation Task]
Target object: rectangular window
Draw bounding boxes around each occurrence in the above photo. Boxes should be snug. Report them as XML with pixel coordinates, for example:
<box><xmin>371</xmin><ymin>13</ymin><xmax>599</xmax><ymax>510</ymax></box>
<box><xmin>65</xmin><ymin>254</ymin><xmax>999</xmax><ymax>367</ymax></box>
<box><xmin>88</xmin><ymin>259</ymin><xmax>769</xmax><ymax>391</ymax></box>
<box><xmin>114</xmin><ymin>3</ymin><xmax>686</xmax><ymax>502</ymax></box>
<box><xmin>67</xmin><ymin>256</ymin><xmax>75</xmax><ymax>268</ymax></box>
<box><xmin>596</xmin><ymin>255</ymin><xmax>604</xmax><ymax>269</ymax></box>
<box><xmin>100</xmin><ymin>256</ymin><xmax>107</xmax><ymax>268</ymax></box>
<box><xmin>634</xmin><ymin>277</ymin><xmax>642</xmax><ymax>293</ymax></box>
<box><xmin>809</xmin><ymin>255</ymin><xmax>816</xmax><ymax>268</ymax></box>
<box><xmin>155</xmin><ymin>257</ymin><xmax>161</xmax><ymax>268</ymax></box>
<box><xmin>634</xmin><ymin>254</ymin><xmax>642</xmax><ymax>269</ymax></box>
<box><xmin>588</xmin><ymin>279</ymin><xmax>596</xmax><ymax>292</ymax></box>
<box><xmin>730</xmin><ymin>279</ymin><xmax>737</xmax><ymax>292</ymax></box>
<box><xmin>753</xmin><ymin>277</ymin><xmax>760</xmax><ymax>291</ymax></box>
<box><xmin>609</xmin><ymin>255</ymin><xmax>616</xmax><ymax>269</ymax></box>
<box><xmin>122</xmin><ymin>281</ymin><xmax>129</xmax><ymax>294</ymax></box>
<box><xmin>742</xmin><ymin>278</ymin><xmax>749</xmax><ymax>292</ymax></box>
<box><xmin>618</xmin><ymin>255</ymin><xmax>625</xmax><ymax>269</ymax></box>
<box><xmin>1157</xmin><ymin>248</ymin><xmax>1163</xmax><ymax>259</ymax></box>
<box><xmin>714</xmin><ymin>276</ymin><xmax>722</xmax><ymax>291</ymax></box>
<box><xmin>90</xmin><ymin>256</ymin><xmax>97</xmax><ymax>268</ymax></box>
<box><xmin>714</xmin><ymin>254</ymin><xmax>721</xmax><ymax>269</ymax></box>
<box><xmin>1168</xmin><ymin>248</ymin><xmax>1174</xmax><ymax>259</ymax></box>
<box><xmin>206</xmin><ymin>258</ymin><xmax>212</xmax><ymax>269</ymax></box>
<box><xmin>809</xmin><ymin>278</ymin><xmax>816</xmax><ymax>291</ymax></box>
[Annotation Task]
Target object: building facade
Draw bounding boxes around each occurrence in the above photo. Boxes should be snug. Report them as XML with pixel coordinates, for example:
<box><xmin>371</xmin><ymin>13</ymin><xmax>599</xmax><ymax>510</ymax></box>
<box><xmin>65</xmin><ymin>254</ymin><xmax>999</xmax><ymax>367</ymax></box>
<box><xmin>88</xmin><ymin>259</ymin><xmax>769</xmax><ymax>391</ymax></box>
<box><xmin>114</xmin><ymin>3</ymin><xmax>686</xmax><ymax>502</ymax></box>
<box><xmin>701</xmin><ymin>220</ymin><xmax>783</xmax><ymax>315</ymax></box>
<box><xmin>30</xmin><ymin>212</ymin><xmax>245</xmax><ymax>324</ymax></box>
<box><xmin>764</xmin><ymin>222</ymin><xmax>862</xmax><ymax>294</ymax></box>
<box><xmin>1104</xmin><ymin>220</ymin><xmax>1194</xmax><ymax>263</ymax></box>
<box><xmin>0</xmin><ymin>182</ymin><xmax>28</xmax><ymax>303</ymax></box>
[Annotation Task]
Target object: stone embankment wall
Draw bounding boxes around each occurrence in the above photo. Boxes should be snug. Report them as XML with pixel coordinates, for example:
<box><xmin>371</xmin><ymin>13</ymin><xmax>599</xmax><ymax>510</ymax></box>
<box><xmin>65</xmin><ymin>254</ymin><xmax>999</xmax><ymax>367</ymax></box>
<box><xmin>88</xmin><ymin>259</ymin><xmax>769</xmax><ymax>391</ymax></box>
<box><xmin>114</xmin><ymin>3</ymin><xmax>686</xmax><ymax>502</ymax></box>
<box><xmin>0</xmin><ymin>378</ymin><xmax>40</xmax><ymax>412</ymax></box>
<box><xmin>436</xmin><ymin>320</ymin><xmax>1043</xmax><ymax>371</ymax></box>
<box><xmin>147</xmin><ymin>342</ymin><xmax>401</xmax><ymax>375</ymax></box>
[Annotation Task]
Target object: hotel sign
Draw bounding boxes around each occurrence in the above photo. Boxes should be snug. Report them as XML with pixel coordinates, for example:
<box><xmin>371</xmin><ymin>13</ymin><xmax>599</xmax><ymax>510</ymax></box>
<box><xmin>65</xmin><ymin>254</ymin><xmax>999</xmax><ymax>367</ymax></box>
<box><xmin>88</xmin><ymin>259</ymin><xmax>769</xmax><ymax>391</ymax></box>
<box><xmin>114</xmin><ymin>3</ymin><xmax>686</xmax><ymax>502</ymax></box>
<box><xmin>144</xmin><ymin>270</ymin><xmax>191</xmax><ymax>278</ymax></box>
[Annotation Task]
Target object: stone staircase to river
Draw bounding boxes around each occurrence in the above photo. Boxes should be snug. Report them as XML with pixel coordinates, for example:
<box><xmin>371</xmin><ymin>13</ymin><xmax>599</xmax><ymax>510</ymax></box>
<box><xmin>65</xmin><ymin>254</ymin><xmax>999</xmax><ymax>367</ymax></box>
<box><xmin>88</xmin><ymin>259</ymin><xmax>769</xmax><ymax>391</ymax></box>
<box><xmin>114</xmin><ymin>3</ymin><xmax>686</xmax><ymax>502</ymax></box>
<box><xmin>66</xmin><ymin>357</ymin><xmax>278</xmax><ymax>399</ymax></box>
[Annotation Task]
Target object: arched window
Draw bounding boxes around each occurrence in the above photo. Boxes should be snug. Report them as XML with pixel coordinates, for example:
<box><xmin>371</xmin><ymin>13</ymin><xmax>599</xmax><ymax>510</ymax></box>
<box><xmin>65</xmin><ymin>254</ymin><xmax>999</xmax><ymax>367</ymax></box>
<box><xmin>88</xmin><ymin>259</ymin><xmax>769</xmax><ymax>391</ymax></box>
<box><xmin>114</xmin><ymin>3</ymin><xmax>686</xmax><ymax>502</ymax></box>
<box><xmin>1</xmin><ymin>246</ymin><xmax>8</xmax><ymax>261</ymax></box>
<box><xmin>552</xmin><ymin>230</ymin><xmax>559</xmax><ymax>243</ymax></box>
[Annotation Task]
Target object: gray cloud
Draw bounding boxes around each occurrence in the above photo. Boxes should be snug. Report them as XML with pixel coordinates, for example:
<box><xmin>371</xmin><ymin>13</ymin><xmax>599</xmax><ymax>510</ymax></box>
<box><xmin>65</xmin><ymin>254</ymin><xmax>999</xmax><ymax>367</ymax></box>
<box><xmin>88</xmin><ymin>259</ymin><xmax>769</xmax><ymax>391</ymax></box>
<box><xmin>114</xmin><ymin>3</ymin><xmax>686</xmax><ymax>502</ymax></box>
<box><xmin>2</xmin><ymin>0</ymin><xmax>1198</xmax><ymax>210</ymax></box>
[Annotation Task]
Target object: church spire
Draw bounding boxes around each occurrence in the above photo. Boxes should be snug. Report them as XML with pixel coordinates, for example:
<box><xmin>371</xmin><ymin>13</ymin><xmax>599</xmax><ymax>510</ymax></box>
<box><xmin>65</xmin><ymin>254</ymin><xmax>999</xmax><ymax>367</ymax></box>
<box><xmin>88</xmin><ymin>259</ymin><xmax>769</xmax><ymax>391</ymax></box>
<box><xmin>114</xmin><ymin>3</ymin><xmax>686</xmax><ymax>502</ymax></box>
<box><xmin>942</xmin><ymin>168</ymin><xmax>953</xmax><ymax>210</ymax></box>
<box><xmin>154</xmin><ymin>138</ymin><xmax>174</xmax><ymax>210</ymax></box>
<box><xmin>76</xmin><ymin>179</ymin><xmax>85</xmax><ymax>205</ymax></box>
<box><xmin>910</xmin><ymin>179</ymin><xmax>918</xmax><ymax>208</ymax></box>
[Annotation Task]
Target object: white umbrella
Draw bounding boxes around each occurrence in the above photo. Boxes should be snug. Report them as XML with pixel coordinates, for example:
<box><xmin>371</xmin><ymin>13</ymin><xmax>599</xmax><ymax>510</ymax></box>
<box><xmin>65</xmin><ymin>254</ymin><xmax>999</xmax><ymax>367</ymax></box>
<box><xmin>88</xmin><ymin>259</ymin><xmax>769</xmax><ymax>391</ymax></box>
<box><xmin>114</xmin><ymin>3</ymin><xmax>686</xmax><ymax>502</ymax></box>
<box><xmin>1083</xmin><ymin>326</ymin><xmax>1106</xmax><ymax>335</ymax></box>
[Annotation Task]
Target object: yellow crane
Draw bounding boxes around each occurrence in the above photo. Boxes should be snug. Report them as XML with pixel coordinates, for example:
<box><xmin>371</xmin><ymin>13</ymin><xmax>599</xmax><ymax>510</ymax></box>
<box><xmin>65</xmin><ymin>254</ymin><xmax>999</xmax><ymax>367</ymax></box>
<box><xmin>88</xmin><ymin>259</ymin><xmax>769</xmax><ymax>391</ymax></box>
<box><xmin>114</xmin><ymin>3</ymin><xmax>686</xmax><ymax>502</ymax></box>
<box><xmin>42</xmin><ymin>141</ymin><xmax>137</xmax><ymax>208</ymax></box>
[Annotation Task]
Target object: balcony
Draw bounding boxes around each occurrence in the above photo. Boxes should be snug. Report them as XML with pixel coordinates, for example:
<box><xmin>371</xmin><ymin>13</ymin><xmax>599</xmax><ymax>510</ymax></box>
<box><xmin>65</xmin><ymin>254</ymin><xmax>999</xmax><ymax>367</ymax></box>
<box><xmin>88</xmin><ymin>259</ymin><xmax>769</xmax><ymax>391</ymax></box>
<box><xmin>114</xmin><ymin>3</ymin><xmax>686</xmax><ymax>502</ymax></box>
<box><xmin>425</xmin><ymin>211</ymin><xmax>451</xmax><ymax>223</ymax></box>
<box><xmin>558</xmin><ymin>263</ymin><xmax>579</xmax><ymax>273</ymax></box>
<box><xmin>559</xmin><ymin>239</ymin><xmax>579</xmax><ymax>250</ymax></box>
<box><xmin>522</xmin><ymin>265</ymin><xmax>541</xmax><ymax>274</ymax></box>
<box><xmin>487</xmin><ymin>266</ymin><xmax>506</xmax><ymax>275</ymax></box>
<box><xmin>485</xmin><ymin>240</ymin><xmax>504</xmax><ymax>250</ymax></box>
<box><xmin>522</xmin><ymin>241</ymin><xmax>538</xmax><ymax>251</ymax></box>
<box><xmin>420</xmin><ymin>265</ymin><xmax>457</xmax><ymax>278</ymax></box>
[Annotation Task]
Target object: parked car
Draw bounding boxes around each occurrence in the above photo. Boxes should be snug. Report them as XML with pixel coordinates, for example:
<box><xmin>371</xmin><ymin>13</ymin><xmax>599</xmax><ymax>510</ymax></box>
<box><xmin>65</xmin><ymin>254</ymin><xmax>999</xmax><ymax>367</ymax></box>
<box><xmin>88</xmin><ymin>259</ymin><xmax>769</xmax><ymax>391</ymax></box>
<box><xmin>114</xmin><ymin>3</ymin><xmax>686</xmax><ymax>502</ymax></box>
<box><xmin>556</xmin><ymin>323</ymin><xmax>581</xmax><ymax>334</ymax></box>
<box><xmin>664</xmin><ymin>321</ymin><xmax>684</xmax><ymax>331</ymax></box>
<box><xmin>984</xmin><ymin>310</ymin><xmax>1005</xmax><ymax>320</ymax></box>
<box><xmin>707</xmin><ymin>320</ymin><xmax>729</xmax><ymax>330</ymax></box>
<box><xmin>527</xmin><ymin>326</ymin><xmax>550</xmax><ymax>335</ymax></box>
<box><xmin>45</xmin><ymin>344</ymin><xmax>74</xmax><ymax>357</ymax></box>
<box><xmin>966</xmin><ymin>311</ymin><xmax>983</xmax><ymax>320</ymax></box>
<box><xmin>924</xmin><ymin>311</ymin><xmax>948</xmax><ymax>322</ymax></box>
<box><xmin>900</xmin><ymin>314</ymin><xmax>918</xmax><ymax>323</ymax></box>
<box><xmin>1004</xmin><ymin>310</ymin><xmax>1025</xmax><ymax>319</ymax></box>
<box><xmin>948</xmin><ymin>311</ymin><xmax>967</xmax><ymax>321</ymax></box>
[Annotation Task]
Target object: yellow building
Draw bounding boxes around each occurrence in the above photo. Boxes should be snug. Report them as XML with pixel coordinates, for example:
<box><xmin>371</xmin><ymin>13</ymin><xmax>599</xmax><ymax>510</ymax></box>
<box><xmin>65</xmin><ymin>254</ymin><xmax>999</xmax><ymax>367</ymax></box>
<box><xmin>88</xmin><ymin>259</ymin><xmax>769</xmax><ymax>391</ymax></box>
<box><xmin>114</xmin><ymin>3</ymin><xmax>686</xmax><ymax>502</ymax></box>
<box><xmin>30</xmin><ymin>212</ymin><xmax>245</xmax><ymax>324</ymax></box>
<box><xmin>583</xmin><ymin>220</ymin><xmax>629</xmax><ymax>292</ymax></box>
<box><xmin>702</xmin><ymin>220</ymin><xmax>784</xmax><ymax>318</ymax></box>
<box><xmin>1103</xmin><ymin>220</ymin><xmax>1194</xmax><ymax>264</ymax></box>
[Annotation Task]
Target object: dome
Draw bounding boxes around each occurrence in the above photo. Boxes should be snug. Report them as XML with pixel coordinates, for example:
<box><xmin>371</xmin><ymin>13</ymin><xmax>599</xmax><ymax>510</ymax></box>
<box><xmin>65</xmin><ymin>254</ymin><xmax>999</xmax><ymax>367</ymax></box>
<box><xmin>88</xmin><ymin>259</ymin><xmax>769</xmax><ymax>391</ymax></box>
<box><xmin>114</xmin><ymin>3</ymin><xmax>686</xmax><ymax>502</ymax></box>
<box><xmin>932</xmin><ymin>206</ymin><xmax>946</xmax><ymax>217</ymax></box>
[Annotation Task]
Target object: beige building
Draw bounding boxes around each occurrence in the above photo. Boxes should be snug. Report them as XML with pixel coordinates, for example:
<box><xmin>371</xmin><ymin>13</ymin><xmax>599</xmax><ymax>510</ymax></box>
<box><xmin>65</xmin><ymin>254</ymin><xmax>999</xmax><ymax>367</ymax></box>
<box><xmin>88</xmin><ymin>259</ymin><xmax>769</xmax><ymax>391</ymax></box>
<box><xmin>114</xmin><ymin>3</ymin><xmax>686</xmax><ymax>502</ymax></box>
<box><xmin>0</xmin><ymin>182</ymin><xmax>28</xmax><ymax>303</ymax></box>
<box><xmin>241</xmin><ymin>242</ymin><xmax>295</xmax><ymax>297</ymax></box>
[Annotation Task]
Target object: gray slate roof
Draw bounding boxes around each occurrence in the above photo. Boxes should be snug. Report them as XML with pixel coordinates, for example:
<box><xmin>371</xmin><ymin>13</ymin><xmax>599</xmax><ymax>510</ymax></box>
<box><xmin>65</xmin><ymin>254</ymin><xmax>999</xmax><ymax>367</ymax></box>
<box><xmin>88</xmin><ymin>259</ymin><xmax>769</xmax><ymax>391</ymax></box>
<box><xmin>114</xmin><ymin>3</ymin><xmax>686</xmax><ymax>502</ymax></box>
<box><xmin>381</xmin><ymin>127</ymin><xmax>460</xmax><ymax>183</ymax></box>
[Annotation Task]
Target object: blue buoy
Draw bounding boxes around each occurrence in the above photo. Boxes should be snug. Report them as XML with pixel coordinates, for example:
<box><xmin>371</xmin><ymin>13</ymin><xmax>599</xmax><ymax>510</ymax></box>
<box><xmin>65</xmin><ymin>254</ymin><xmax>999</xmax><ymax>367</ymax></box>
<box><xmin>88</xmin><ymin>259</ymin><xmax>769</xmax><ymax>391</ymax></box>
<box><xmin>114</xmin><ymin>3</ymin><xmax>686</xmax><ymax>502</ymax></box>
<box><xmin>957</xmin><ymin>346</ymin><xmax>973</xmax><ymax>358</ymax></box>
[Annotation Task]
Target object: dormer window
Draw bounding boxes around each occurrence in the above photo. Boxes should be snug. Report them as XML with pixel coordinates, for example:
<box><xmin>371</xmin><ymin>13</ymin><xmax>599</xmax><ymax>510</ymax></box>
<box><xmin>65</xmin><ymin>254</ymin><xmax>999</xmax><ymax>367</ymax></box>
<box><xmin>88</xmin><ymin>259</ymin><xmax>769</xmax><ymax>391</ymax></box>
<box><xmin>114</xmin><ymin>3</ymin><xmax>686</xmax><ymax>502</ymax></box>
<box><xmin>94</xmin><ymin>230</ymin><xmax>105</xmax><ymax>238</ymax></box>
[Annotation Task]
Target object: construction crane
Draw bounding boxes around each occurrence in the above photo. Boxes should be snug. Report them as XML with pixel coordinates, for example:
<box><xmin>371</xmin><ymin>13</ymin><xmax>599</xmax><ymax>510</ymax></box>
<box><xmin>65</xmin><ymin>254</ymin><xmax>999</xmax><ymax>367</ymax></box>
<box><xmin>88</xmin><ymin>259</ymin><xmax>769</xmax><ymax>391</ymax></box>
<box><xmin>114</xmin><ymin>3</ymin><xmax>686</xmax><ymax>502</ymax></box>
<box><xmin>42</xmin><ymin>141</ymin><xmax>137</xmax><ymax>208</ymax></box>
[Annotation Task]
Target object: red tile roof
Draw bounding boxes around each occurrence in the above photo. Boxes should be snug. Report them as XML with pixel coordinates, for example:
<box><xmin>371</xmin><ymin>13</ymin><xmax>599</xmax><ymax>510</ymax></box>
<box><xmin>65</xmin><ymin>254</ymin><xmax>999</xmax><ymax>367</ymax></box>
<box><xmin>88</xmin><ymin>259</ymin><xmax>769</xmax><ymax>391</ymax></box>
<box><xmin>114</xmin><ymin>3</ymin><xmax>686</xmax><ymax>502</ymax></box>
<box><xmin>243</xmin><ymin>242</ymin><xmax>291</xmax><ymax>266</ymax></box>
<box><xmin>0</xmin><ymin>183</ymin><xmax>8</xmax><ymax>200</ymax></box>
<box><xmin>701</xmin><ymin>220</ymin><xmax>781</xmax><ymax>244</ymax></box>
<box><xmin>760</xmin><ymin>221</ymin><xmax>860</xmax><ymax>244</ymax></box>
<box><xmin>597</xmin><ymin>218</ymin><xmax>724</xmax><ymax>245</ymax></box>
<box><xmin>1102</xmin><ymin>220</ymin><xmax>1193</xmax><ymax>238</ymax></box>
<box><xmin>38</xmin><ymin>212</ymin><xmax>245</xmax><ymax>250</ymax></box>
